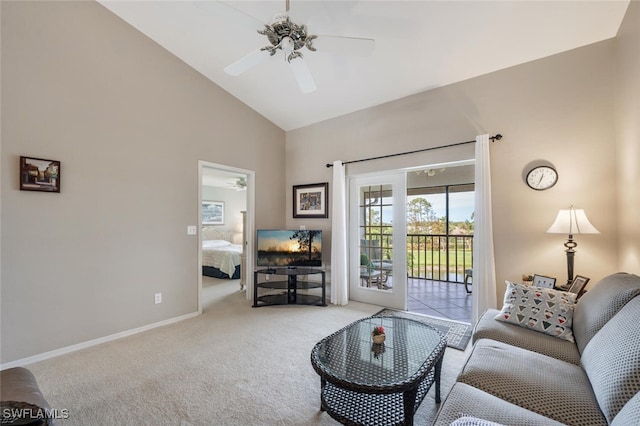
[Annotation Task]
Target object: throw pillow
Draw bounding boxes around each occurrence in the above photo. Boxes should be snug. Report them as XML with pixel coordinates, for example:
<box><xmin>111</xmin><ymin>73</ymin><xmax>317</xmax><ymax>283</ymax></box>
<box><xmin>495</xmin><ymin>280</ymin><xmax>577</xmax><ymax>342</ymax></box>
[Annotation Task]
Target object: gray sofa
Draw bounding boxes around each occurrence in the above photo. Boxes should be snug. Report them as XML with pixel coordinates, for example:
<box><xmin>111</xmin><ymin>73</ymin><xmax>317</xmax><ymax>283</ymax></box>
<box><xmin>0</xmin><ymin>367</ymin><xmax>56</xmax><ymax>425</ymax></box>
<box><xmin>433</xmin><ymin>272</ymin><xmax>640</xmax><ymax>426</ymax></box>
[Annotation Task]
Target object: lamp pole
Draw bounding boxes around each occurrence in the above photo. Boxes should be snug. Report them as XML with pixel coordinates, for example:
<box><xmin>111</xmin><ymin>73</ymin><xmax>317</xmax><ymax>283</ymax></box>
<box><xmin>564</xmin><ymin>234</ymin><xmax>577</xmax><ymax>285</ymax></box>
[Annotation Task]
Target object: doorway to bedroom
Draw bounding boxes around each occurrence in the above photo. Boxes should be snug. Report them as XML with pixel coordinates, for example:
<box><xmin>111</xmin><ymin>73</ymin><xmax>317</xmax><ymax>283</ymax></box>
<box><xmin>198</xmin><ymin>161</ymin><xmax>255</xmax><ymax>313</ymax></box>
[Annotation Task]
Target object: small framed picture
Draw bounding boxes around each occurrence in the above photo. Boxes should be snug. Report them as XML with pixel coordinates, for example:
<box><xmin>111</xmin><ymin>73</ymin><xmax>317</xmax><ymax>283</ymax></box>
<box><xmin>202</xmin><ymin>200</ymin><xmax>224</xmax><ymax>225</ymax></box>
<box><xmin>20</xmin><ymin>156</ymin><xmax>61</xmax><ymax>193</ymax></box>
<box><xmin>568</xmin><ymin>275</ymin><xmax>590</xmax><ymax>296</ymax></box>
<box><xmin>532</xmin><ymin>274</ymin><xmax>556</xmax><ymax>289</ymax></box>
<box><xmin>293</xmin><ymin>183</ymin><xmax>328</xmax><ymax>218</ymax></box>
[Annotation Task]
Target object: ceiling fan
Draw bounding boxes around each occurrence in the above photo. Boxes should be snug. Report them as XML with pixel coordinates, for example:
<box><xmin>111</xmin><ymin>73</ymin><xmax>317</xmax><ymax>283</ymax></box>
<box><xmin>223</xmin><ymin>0</ymin><xmax>375</xmax><ymax>93</ymax></box>
<box><xmin>227</xmin><ymin>176</ymin><xmax>247</xmax><ymax>191</ymax></box>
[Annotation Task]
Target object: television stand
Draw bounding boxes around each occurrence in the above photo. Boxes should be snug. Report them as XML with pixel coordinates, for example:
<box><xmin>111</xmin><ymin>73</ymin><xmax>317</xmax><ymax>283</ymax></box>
<box><xmin>253</xmin><ymin>267</ymin><xmax>326</xmax><ymax>307</ymax></box>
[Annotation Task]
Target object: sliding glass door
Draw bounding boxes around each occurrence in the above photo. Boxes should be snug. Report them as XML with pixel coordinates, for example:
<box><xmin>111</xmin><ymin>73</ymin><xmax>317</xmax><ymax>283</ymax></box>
<box><xmin>349</xmin><ymin>172</ymin><xmax>406</xmax><ymax>310</ymax></box>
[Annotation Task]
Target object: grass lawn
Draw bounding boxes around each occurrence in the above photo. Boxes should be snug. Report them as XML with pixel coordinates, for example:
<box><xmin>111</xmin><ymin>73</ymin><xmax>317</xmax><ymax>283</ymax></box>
<box><xmin>408</xmin><ymin>249</ymin><xmax>472</xmax><ymax>280</ymax></box>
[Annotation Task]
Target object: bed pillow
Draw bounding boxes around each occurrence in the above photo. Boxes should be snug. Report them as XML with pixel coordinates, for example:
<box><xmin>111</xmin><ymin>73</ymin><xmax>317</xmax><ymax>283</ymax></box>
<box><xmin>202</xmin><ymin>239</ymin><xmax>231</xmax><ymax>248</ymax></box>
<box><xmin>202</xmin><ymin>228</ymin><xmax>234</xmax><ymax>242</ymax></box>
<box><xmin>495</xmin><ymin>280</ymin><xmax>577</xmax><ymax>342</ymax></box>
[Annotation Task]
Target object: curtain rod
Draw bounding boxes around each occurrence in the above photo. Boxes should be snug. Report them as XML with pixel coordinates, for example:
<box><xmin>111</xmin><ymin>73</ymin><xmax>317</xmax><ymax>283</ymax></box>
<box><xmin>326</xmin><ymin>133</ymin><xmax>503</xmax><ymax>168</ymax></box>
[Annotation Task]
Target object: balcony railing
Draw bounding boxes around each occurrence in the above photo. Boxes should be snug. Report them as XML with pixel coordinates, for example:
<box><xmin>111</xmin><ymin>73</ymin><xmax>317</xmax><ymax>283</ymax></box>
<box><xmin>407</xmin><ymin>234</ymin><xmax>473</xmax><ymax>283</ymax></box>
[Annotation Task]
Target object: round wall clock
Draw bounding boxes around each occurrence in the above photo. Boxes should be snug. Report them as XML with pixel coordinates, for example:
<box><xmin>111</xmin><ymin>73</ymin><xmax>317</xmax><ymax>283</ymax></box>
<box><xmin>525</xmin><ymin>165</ymin><xmax>558</xmax><ymax>190</ymax></box>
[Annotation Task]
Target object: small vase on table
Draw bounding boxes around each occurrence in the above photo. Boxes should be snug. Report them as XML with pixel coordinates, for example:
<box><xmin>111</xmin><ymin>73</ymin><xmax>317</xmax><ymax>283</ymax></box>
<box><xmin>372</xmin><ymin>325</ymin><xmax>386</xmax><ymax>344</ymax></box>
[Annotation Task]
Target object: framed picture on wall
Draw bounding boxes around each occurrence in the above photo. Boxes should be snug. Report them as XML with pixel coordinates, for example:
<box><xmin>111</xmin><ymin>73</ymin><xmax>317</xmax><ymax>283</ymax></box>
<box><xmin>532</xmin><ymin>274</ymin><xmax>556</xmax><ymax>289</ymax></box>
<box><xmin>20</xmin><ymin>156</ymin><xmax>61</xmax><ymax>193</ymax></box>
<box><xmin>202</xmin><ymin>200</ymin><xmax>224</xmax><ymax>225</ymax></box>
<box><xmin>293</xmin><ymin>183</ymin><xmax>328</xmax><ymax>218</ymax></box>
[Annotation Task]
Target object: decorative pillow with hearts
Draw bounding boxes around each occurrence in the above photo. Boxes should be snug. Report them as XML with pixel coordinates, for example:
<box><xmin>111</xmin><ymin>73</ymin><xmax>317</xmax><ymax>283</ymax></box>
<box><xmin>495</xmin><ymin>280</ymin><xmax>578</xmax><ymax>342</ymax></box>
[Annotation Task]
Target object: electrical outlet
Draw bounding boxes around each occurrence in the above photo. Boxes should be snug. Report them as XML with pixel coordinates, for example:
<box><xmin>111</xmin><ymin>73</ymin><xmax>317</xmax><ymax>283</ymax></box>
<box><xmin>155</xmin><ymin>293</ymin><xmax>162</xmax><ymax>304</ymax></box>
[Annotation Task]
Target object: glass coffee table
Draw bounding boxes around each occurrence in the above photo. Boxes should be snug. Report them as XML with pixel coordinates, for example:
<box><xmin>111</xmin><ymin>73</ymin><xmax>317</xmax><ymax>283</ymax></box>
<box><xmin>310</xmin><ymin>316</ymin><xmax>446</xmax><ymax>426</ymax></box>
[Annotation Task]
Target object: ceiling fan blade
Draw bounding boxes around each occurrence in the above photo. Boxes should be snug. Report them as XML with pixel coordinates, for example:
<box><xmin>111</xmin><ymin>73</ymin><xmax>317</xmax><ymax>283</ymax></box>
<box><xmin>312</xmin><ymin>35</ymin><xmax>375</xmax><ymax>56</ymax></box>
<box><xmin>288</xmin><ymin>57</ymin><xmax>316</xmax><ymax>94</ymax></box>
<box><xmin>210</xmin><ymin>1</ymin><xmax>266</xmax><ymax>27</ymax></box>
<box><xmin>224</xmin><ymin>49</ymin><xmax>271</xmax><ymax>76</ymax></box>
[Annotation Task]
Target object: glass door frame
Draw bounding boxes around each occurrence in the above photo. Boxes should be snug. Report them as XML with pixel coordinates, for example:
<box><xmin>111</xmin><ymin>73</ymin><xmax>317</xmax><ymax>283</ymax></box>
<box><xmin>348</xmin><ymin>172</ymin><xmax>407</xmax><ymax>310</ymax></box>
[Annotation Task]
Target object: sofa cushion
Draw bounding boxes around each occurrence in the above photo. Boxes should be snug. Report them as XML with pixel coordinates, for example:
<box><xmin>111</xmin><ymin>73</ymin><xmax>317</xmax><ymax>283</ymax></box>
<box><xmin>611</xmin><ymin>391</ymin><xmax>640</xmax><ymax>426</ymax></box>
<box><xmin>581</xmin><ymin>296</ymin><xmax>640</xmax><ymax>423</ymax></box>
<box><xmin>473</xmin><ymin>308</ymin><xmax>581</xmax><ymax>364</ymax></box>
<box><xmin>457</xmin><ymin>339</ymin><xmax>607</xmax><ymax>425</ymax></box>
<box><xmin>449</xmin><ymin>415</ymin><xmax>505</xmax><ymax>426</ymax></box>
<box><xmin>494</xmin><ymin>281</ymin><xmax>577</xmax><ymax>342</ymax></box>
<box><xmin>573</xmin><ymin>272</ymin><xmax>640</xmax><ymax>354</ymax></box>
<box><xmin>611</xmin><ymin>392</ymin><xmax>640</xmax><ymax>426</ymax></box>
<box><xmin>432</xmin><ymin>383</ymin><xmax>566</xmax><ymax>426</ymax></box>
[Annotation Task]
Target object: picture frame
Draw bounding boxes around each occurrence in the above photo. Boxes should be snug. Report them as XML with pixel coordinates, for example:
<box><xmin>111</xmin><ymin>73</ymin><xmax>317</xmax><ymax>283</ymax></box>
<box><xmin>293</xmin><ymin>182</ymin><xmax>328</xmax><ymax>218</ymax></box>
<box><xmin>568</xmin><ymin>275</ymin><xmax>590</xmax><ymax>296</ymax></box>
<box><xmin>202</xmin><ymin>200</ymin><xmax>224</xmax><ymax>225</ymax></box>
<box><xmin>20</xmin><ymin>156</ymin><xmax>61</xmax><ymax>193</ymax></box>
<box><xmin>532</xmin><ymin>274</ymin><xmax>556</xmax><ymax>289</ymax></box>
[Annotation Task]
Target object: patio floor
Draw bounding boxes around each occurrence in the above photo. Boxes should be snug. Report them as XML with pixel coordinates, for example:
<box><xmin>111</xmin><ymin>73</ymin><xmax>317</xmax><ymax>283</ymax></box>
<box><xmin>407</xmin><ymin>277</ymin><xmax>472</xmax><ymax>323</ymax></box>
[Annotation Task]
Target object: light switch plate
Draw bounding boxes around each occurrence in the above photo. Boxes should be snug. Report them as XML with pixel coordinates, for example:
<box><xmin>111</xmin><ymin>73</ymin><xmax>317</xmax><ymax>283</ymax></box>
<box><xmin>187</xmin><ymin>226</ymin><xmax>197</xmax><ymax>235</ymax></box>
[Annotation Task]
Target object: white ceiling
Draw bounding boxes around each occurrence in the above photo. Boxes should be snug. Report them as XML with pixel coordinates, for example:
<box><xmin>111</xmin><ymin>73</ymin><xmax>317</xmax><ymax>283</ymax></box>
<box><xmin>98</xmin><ymin>0</ymin><xmax>629</xmax><ymax>131</ymax></box>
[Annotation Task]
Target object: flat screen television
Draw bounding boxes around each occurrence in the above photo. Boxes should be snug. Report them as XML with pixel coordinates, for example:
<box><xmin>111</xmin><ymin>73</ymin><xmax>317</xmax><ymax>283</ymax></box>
<box><xmin>256</xmin><ymin>229</ymin><xmax>322</xmax><ymax>267</ymax></box>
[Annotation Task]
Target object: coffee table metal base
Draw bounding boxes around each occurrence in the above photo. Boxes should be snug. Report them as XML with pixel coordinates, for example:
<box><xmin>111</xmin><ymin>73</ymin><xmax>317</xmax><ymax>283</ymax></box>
<box><xmin>319</xmin><ymin>356</ymin><xmax>443</xmax><ymax>426</ymax></box>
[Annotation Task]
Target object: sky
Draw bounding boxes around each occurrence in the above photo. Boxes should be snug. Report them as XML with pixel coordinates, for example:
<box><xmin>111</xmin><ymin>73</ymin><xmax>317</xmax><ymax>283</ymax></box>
<box><xmin>408</xmin><ymin>191</ymin><xmax>474</xmax><ymax>222</ymax></box>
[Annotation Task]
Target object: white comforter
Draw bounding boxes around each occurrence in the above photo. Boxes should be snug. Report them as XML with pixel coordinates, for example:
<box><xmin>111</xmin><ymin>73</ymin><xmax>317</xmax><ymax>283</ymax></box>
<box><xmin>202</xmin><ymin>240</ymin><xmax>242</xmax><ymax>277</ymax></box>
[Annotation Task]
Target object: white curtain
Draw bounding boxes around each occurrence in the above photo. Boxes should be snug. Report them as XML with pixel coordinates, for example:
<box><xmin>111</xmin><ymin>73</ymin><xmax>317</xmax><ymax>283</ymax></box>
<box><xmin>330</xmin><ymin>160</ymin><xmax>349</xmax><ymax>305</ymax></box>
<box><xmin>472</xmin><ymin>134</ymin><xmax>497</xmax><ymax>324</ymax></box>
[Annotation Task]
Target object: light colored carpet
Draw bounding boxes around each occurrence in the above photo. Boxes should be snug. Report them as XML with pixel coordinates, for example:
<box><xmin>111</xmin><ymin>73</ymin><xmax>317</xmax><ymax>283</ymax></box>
<box><xmin>27</xmin><ymin>278</ymin><xmax>471</xmax><ymax>425</ymax></box>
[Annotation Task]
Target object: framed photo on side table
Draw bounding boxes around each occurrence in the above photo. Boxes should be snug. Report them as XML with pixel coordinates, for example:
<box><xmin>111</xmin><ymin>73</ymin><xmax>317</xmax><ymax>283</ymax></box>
<box><xmin>532</xmin><ymin>274</ymin><xmax>556</xmax><ymax>289</ymax></box>
<box><xmin>568</xmin><ymin>275</ymin><xmax>590</xmax><ymax>296</ymax></box>
<box><xmin>293</xmin><ymin>183</ymin><xmax>328</xmax><ymax>218</ymax></box>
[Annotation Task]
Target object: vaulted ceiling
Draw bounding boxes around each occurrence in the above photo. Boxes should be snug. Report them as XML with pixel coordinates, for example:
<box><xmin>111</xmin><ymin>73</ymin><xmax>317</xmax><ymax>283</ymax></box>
<box><xmin>98</xmin><ymin>1</ymin><xmax>630</xmax><ymax>131</ymax></box>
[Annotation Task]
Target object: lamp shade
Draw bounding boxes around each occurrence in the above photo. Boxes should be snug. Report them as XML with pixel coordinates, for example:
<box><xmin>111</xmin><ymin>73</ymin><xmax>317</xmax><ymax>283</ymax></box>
<box><xmin>546</xmin><ymin>207</ymin><xmax>599</xmax><ymax>235</ymax></box>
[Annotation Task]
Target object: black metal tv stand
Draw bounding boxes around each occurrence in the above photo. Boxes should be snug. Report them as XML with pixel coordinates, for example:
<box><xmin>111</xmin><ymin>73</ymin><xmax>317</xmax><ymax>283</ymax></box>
<box><xmin>253</xmin><ymin>267</ymin><xmax>326</xmax><ymax>307</ymax></box>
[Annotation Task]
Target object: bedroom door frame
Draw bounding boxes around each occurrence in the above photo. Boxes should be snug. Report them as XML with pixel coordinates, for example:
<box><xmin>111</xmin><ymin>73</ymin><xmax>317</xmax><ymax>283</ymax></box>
<box><xmin>197</xmin><ymin>160</ymin><xmax>255</xmax><ymax>314</ymax></box>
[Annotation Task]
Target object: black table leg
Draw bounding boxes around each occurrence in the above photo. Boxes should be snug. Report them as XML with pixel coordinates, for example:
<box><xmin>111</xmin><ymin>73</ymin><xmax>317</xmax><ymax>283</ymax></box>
<box><xmin>402</xmin><ymin>386</ymin><xmax>418</xmax><ymax>425</ymax></box>
<box><xmin>320</xmin><ymin>378</ymin><xmax>326</xmax><ymax>411</ymax></box>
<box><xmin>434</xmin><ymin>352</ymin><xmax>444</xmax><ymax>403</ymax></box>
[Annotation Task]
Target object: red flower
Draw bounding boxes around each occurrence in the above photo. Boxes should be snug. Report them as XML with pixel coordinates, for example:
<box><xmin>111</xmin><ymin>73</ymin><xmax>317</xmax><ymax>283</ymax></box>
<box><xmin>372</xmin><ymin>325</ymin><xmax>385</xmax><ymax>336</ymax></box>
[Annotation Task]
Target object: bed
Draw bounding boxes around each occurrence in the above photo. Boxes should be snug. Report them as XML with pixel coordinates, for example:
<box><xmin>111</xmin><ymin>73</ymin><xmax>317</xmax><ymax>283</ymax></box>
<box><xmin>201</xmin><ymin>229</ymin><xmax>243</xmax><ymax>280</ymax></box>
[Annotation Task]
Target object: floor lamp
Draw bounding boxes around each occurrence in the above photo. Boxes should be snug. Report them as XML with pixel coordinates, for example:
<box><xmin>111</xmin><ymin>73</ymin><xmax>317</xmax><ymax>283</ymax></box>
<box><xmin>546</xmin><ymin>206</ymin><xmax>599</xmax><ymax>286</ymax></box>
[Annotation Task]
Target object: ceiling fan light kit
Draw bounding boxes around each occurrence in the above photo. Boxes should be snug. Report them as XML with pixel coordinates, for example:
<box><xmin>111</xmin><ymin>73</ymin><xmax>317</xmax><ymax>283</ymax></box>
<box><xmin>223</xmin><ymin>0</ymin><xmax>374</xmax><ymax>93</ymax></box>
<box><xmin>258</xmin><ymin>15</ymin><xmax>317</xmax><ymax>61</ymax></box>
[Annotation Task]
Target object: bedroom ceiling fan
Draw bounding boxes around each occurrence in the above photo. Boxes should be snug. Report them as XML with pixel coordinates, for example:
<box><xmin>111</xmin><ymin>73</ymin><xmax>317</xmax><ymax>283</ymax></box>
<box><xmin>223</xmin><ymin>0</ymin><xmax>375</xmax><ymax>93</ymax></box>
<box><xmin>227</xmin><ymin>176</ymin><xmax>247</xmax><ymax>191</ymax></box>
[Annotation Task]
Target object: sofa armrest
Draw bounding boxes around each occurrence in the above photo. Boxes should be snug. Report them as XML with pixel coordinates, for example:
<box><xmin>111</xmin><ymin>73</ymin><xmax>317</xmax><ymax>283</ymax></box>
<box><xmin>0</xmin><ymin>367</ymin><xmax>55</xmax><ymax>425</ymax></box>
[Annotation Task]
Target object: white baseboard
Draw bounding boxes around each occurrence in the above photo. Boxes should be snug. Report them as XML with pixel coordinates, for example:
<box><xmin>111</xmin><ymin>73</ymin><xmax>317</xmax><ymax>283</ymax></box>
<box><xmin>0</xmin><ymin>311</ymin><xmax>200</xmax><ymax>371</ymax></box>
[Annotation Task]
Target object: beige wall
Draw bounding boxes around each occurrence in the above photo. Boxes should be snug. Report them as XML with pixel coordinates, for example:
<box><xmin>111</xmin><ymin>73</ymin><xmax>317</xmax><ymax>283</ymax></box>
<box><xmin>614</xmin><ymin>1</ymin><xmax>640</xmax><ymax>273</ymax></box>
<box><xmin>1</xmin><ymin>1</ymin><xmax>285</xmax><ymax>363</ymax></box>
<box><xmin>287</xmin><ymin>39</ymin><xmax>622</xmax><ymax>298</ymax></box>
